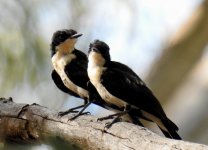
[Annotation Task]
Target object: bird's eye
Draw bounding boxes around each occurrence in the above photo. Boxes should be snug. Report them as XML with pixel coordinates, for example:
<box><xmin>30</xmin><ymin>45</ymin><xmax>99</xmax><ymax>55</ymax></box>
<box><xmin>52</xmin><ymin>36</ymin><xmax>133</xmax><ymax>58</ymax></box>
<box><xmin>60</xmin><ymin>34</ymin><xmax>64</xmax><ymax>39</ymax></box>
<box><xmin>58</xmin><ymin>34</ymin><xmax>67</xmax><ymax>42</ymax></box>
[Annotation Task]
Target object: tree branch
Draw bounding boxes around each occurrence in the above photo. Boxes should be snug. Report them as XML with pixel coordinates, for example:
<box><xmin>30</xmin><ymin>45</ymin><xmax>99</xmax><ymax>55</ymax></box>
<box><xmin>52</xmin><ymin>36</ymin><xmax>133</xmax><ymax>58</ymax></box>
<box><xmin>0</xmin><ymin>98</ymin><xmax>207</xmax><ymax>150</ymax></box>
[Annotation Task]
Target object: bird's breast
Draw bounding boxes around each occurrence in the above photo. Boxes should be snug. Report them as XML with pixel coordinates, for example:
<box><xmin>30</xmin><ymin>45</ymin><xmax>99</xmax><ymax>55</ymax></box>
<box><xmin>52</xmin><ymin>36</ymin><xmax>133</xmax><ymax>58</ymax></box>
<box><xmin>88</xmin><ymin>64</ymin><xmax>126</xmax><ymax>108</ymax></box>
<box><xmin>52</xmin><ymin>53</ymin><xmax>76</xmax><ymax>81</ymax></box>
<box><xmin>52</xmin><ymin>53</ymin><xmax>88</xmax><ymax>98</ymax></box>
<box><xmin>52</xmin><ymin>53</ymin><xmax>76</xmax><ymax>71</ymax></box>
<box><xmin>87</xmin><ymin>66</ymin><xmax>102</xmax><ymax>85</ymax></box>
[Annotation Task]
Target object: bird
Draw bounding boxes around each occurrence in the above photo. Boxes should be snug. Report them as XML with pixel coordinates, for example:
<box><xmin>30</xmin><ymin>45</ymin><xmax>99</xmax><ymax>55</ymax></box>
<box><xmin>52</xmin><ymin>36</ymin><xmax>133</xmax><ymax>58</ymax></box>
<box><xmin>50</xmin><ymin>29</ymin><xmax>144</xmax><ymax>125</ymax></box>
<box><xmin>87</xmin><ymin>39</ymin><xmax>182</xmax><ymax>140</ymax></box>
<box><xmin>50</xmin><ymin>29</ymin><xmax>130</xmax><ymax>121</ymax></box>
<box><xmin>50</xmin><ymin>29</ymin><xmax>91</xmax><ymax>117</ymax></box>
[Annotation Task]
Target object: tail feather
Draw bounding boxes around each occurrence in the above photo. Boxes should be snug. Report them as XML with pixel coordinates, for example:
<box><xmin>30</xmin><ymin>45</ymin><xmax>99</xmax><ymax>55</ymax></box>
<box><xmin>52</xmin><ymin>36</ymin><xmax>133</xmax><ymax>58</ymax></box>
<box><xmin>159</xmin><ymin>127</ymin><xmax>172</xmax><ymax>139</ymax></box>
<box><xmin>162</xmin><ymin>119</ymin><xmax>182</xmax><ymax>140</ymax></box>
<box><xmin>126</xmin><ymin>108</ymin><xmax>182</xmax><ymax>140</ymax></box>
<box><xmin>167</xmin><ymin>119</ymin><xmax>179</xmax><ymax>131</ymax></box>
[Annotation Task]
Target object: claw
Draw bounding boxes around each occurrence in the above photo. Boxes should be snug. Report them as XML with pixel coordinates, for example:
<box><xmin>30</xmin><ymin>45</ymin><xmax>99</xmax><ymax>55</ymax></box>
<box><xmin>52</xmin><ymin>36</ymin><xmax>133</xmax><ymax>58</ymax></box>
<box><xmin>98</xmin><ymin>112</ymin><xmax>127</xmax><ymax>128</ymax></box>
<box><xmin>98</xmin><ymin>114</ymin><xmax>118</xmax><ymax>121</ymax></box>
<box><xmin>98</xmin><ymin>115</ymin><xmax>113</xmax><ymax>121</ymax></box>
<box><xmin>84</xmin><ymin>111</ymin><xmax>91</xmax><ymax>115</ymax></box>
<box><xmin>105</xmin><ymin>122</ymin><xmax>112</xmax><ymax>129</ymax></box>
<box><xmin>69</xmin><ymin>111</ymin><xmax>91</xmax><ymax>121</ymax></box>
<box><xmin>68</xmin><ymin>102</ymin><xmax>92</xmax><ymax>120</ymax></box>
<box><xmin>104</xmin><ymin>117</ymin><xmax>122</xmax><ymax>129</ymax></box>
<box><xmin>98</xmin><ymin>109</ymin><xmax>130</xmax><ymax>123</ymax></box>
<box><xmin>58</xmin><ymin>104</ymin><xmax>87</xmax><ymax>117</ymax></box>
<box><xmin>58</xmin><ymin>110</ymin><xmax>78</xmax><ymax>117</ymax></box>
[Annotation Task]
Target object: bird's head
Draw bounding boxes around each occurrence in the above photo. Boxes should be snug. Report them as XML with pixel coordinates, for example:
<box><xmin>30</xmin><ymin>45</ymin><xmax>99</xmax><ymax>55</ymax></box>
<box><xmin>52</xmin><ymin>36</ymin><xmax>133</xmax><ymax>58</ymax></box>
<box><xmin>50</xmin><ymin>29</ymin><xmax>82</xmax><ymax>56</ymax></box>
<box><xmin>88</xmin><ymin>40</ymin><xmax>111</xmax><ymax>66</ymax></box>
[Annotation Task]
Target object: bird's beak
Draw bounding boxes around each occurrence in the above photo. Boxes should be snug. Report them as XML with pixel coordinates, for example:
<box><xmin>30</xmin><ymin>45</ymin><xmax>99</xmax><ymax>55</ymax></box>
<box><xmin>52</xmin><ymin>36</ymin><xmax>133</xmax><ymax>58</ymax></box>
<box><xmin>71</xmin><ymin>33</ymin><xmax>83</xmax><ymax>39</ymax></box>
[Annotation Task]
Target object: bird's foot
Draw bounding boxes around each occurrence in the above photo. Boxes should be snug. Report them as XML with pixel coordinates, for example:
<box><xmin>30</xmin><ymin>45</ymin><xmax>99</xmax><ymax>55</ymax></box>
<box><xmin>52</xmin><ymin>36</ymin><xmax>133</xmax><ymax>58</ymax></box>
<box><xmin>69</xmin><ymin>111</ymin><xmax>91</xmax><ymax>121</ymax></box>
<box><xmin>98</xmin><ymin>111</ymin><xmax>130</xmax><ymax>128</ymax></box>
<box><xmin>104</xmin><ymin>117</ymin><xmax>122</xmax><ymax>129</ymax></box>
<box><xmin>97</xmin><ymin>113</ymin><xmax>120</xmax><ymax>121</ymax></box>
<box><xmin>58</xmin><ymin>109</ymin><xmax>79</xmax><ymax>117</ymax></box>
<box><xmin>58</xmin><ymin>104</ymin><xmax>87</xmax><ymax>117</ymax></box>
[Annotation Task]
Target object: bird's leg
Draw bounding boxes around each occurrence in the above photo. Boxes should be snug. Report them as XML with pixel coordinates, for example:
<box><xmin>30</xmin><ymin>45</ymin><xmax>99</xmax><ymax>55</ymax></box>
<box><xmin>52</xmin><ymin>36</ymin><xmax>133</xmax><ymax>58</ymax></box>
<box><xmin>68</xmin><ymin>83</ymin><xmax>104</xmax><ymax>120</ymax></box>
<box><xmin>69</xmin><ymin>101</ymin><xmax>92</xmax><ymax>120</ymax></box>
<box><xmin>98</xmin><ymin>112</ymin><xmax>122</xmax><ymax>121</ymax></box>
<box><xmin>98</xmin><ymin>105</ymin><xmax>131</xmax><ymax>121</ymax></box>
<box><xmin>58</xmin><ymin>99</ymin><xmax>88</xmax><ymax>117</ymax></box>
<box><xmin>69</xmin><ymin>90</ymin><xmax>100</xmax><ymax>120</ymax></box>
<box><xmin>58</xmin><ymin>105</ymin><xmax>84</xmax><ymax>117</ymax></box>
<box><xmin>105</xmin><ymin>116</ymin><xmax>122</xmax><ymax>129</ymax></box>
<box><xmin>103</xmin><ymin>110</ymin><xmax>131</xmax><ymax>128</ymax></box>
<box><xmin>98</xmin><ymin>105</ymin><xmax>132</xmax><ymax>128</ymax></box>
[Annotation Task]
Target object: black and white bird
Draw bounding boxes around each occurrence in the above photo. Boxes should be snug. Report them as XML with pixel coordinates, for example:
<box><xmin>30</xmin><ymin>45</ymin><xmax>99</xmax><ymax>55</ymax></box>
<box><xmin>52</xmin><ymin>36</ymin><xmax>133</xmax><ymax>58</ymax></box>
<box><xmin>50</xmin><ymin>29</ymin><xmax>91</xmax><ymax>116</ymax></box>
<box><xmin>50</xmin><ymin>29</ymin><xmax>143</xmax><ymax>124</ymax></box>
<box><xmin>87</xmin><ymin>40</ymin><xmax>181</xmax><ymax>140</ymax></box>
<box><xmin>50</xmin><ymin>29</ymin><xmax>129</xmax><ymax>120</ymax></box>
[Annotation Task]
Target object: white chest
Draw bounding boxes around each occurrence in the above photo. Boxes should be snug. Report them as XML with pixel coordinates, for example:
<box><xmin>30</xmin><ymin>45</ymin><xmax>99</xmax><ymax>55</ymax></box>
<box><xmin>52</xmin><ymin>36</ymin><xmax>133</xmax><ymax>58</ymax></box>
<box><xmin>52</xmin><ymin>53</ymin><xmax>76</xmax><ymax>78</ymax></box>
<box><xmin>87</xmin><ymin>64</ymin><xmax>103</xmax><ymax>85</ymax></box>
<box><xmin>52</xmin><ymin>53</ymin><xmax>88</xmax><ymax>98</ymax></box>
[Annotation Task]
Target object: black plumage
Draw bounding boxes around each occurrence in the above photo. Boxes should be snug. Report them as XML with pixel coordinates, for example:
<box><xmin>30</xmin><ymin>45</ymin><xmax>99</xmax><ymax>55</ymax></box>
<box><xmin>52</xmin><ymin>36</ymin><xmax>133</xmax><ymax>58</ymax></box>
<box><xmin>51</xmin><ymin>70</ymin><xmax>79</xmax><ymax>97</ymax></box>
<box><xmin>87</xmin><ymin>40</ymin><xmax>181</xmax><ymax>140</ymax></box>
<box><xmin>50</xmin><ymin>29</ymin><xmax>143</xmax><ymax>124</ymax></box>
<box><xmin>50</xmin><ymin>29</ymin><xmax>90</xmax><ymax>116</ymax></box>
<box><xmin>63</xmin><ymin>50</ymin><xmax>89</xmax><ymax>93</ymax></box>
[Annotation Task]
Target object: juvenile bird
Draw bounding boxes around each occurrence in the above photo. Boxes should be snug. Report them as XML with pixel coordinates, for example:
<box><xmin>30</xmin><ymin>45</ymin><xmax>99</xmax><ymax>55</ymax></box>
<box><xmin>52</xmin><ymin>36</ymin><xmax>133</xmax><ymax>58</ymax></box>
<box><xmin>87</xmin><ymin>40</ymin><xmax>181</xmax><ymax>139</ymax></box>
<box><xmin>50</xmin><ymin>29</ymin><xmax>90</xmax><ymax>117</ymax></box>
<box><xmin>50</xmin><ymin>29</ymin><xmax>143</xmax><ymax>124</ymax></box>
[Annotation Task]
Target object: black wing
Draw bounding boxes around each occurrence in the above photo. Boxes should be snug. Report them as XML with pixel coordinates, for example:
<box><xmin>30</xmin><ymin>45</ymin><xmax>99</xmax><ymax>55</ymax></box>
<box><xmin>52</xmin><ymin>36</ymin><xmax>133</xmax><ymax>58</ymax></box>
<box><xmin>51</xmin><ymin>70</ymin><xmax>79</xmax><ymax>97</ymax></box>
<box><xmin>73</xmin><ymin>49</ymin><xmax>88</xmax><ymax>68</ymax></box>
<box><xmin>111</xmin><ymin>61</ymin><xmax>143</xmax><ymax>80</ymax></box>
<box><xmin>102</xmin><ymin>62</ymin><xmax>181</xmax><ymax>139</ymax></box>
<box><xmin>64</xmin><ymin>49</ymin><xmax>89</xmax><ymax>90</ymax></box>
<box><xmin>101</xmin><ymin>66</ymin><xmax>167</xmax><ymax>119</ymax></box>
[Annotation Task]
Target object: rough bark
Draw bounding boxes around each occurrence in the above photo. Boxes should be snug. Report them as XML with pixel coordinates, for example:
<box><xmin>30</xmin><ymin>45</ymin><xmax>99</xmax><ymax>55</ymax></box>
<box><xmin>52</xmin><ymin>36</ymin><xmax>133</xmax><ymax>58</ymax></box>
<box><xmin>0</xmin><ymin>97</ymin><xmax>207</xmax><ymax>150</ymax></box>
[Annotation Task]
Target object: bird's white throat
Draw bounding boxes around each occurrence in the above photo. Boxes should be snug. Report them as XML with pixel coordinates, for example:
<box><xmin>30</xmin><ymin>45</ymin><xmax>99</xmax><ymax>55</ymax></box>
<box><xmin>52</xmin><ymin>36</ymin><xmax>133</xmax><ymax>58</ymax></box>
<box><xmin>56</xmin><ymin>38</ymin><xmax>77</xmax><ymax>54</ymax></box>
<box><xmin>88</xmin><ymin>52</ymin><xmax>105</xmax><ymax>84</ymax></box>
<box><xmin>52</xmin><ymin>51</ymin><xmax>76</xmax><ymax>73</ymax></box>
